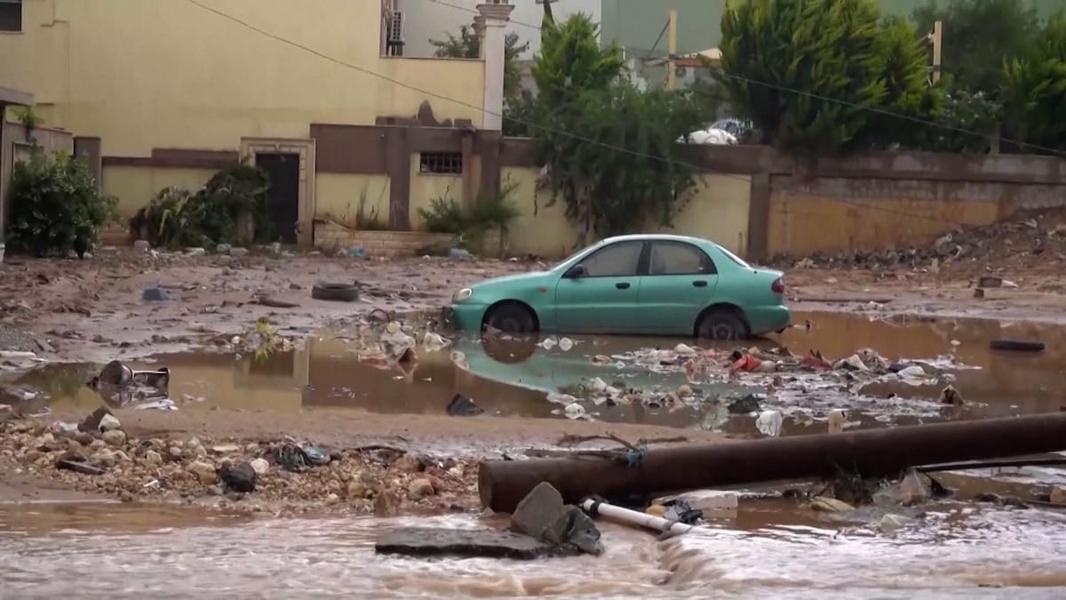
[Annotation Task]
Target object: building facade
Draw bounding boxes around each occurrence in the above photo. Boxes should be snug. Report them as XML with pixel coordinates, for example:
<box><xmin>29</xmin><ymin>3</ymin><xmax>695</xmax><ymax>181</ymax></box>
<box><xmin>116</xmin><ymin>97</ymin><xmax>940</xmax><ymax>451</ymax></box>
<box><xmin>1</xmin><ymin>0</ymin><xmax>513</xmax><ymax>246</ymax></box>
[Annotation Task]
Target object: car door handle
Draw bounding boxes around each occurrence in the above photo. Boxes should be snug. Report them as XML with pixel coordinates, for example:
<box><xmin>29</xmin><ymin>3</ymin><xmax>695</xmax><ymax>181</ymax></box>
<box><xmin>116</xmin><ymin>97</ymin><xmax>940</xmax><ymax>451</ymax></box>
<box><xmin>616</xmin><ymin>282</ymin><xmax>631</xmax><ymax>290</ymax></box>
<box><xmin>693</xmin><ymin>280</ymin><xmax>708</xmax><ymax>288</ymax></box>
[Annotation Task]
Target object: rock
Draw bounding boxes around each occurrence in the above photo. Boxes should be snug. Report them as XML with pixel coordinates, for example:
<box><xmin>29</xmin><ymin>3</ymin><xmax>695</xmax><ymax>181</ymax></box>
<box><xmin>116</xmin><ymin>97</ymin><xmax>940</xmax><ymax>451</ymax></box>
<box><xmin>142</xmin><ymin>287</ymin><xmax>169</xmax><ymax>302</ymax></box>
<box><xmin>133</xmin><ymin>240</ymin><xmax>151</xmax><ymax>252</ymax></box>
<box><xmin>878</xmin><ymin>513</ymin><xmax>914</xmax><ymax>532</ymax></box>
<box><xmin>895</xmin><ymin>469</ymin><xmax>931</xmax><ymax>505</ymax></box>
<box><xmin>74</xmin><ymin>432</ymin><xmax>94</xmax><ymax>446</ymax></box>
<box><xmin>56</xmin><ymin>459</ymin><xmax>105</xmax><ymax>475</ymax></box>
<box><xmin>215</xmin><ymin>243</ymin><xmax>232</xmax><ymax>255</ymax></box>
<box><xmin>561</xmin><ymin>507</ymin><xmax>604</xmax><ymax>556</ymax></box>
<box><xmin>939</xmin><ymin>385</ymin><xmax>964</xmax><ymax>406</ymax></box>
<box><xmin>91</xmin><ymin>449</ymin><xmax>117</xmax><ymax>467</ymax></box>
<box><xmin>1048</xmin><ymin>486</ymin><xmax>1066</xmax><ymax>505</ymax></box>
<box><xmin>229</xmin><ymin>247</ymin><xmax>249</xmax><ymax>258</ymax></box>
<box><xmin>347</xmin><ymin>480</ymin><xmax>369</xmax><ymax>499</ymax></box>
<box><xmin>89</xmin><ymin>439</ymin><xmax>107</xmax><ymax>451</ymax></box>
<box><xmin>101</xmin><ymin>429</ymin><xmax>127</xmax><ymax>447</ymax></box>
<box><xmin>79</xmin><ymin>406</ymin><xmax>114</xmax><ymax>433</ymax></box>
<box><xmin>376</xmin><ymin>527</ymin><xmax>553</xmax><ymax>560</ymax></box>
<box><xmin>99</xmin><ymin>414</ymin><xmax>122</xmax><ymax>432</ymax></box>
<box><xmin>188</xmin><ymin>460</ymin><xmax>218</xmax><ymax>484</ymax></box>
<box><xmin>374</xmin><ymin>489</ymin><xmax>398</xmax><ymax>517</ymax></box>
<box><xmin>185</xmin><ymin>247</ymin><xmax>206</xmax><ymax>257</ymax></box>
<box><xmin>211</xmin><ymin>444</ymin><xmax>240</xmax><ymax>454</ymax></box>
<box><xmin>144</xmin><ymin>450</ymin><xmax>163</xmax><ymax>466</ymax></box>
<box><xmin>446</xmin><ymin>393</ymin><xmax>484</xmax><ymax>416</ymax></box>
<box><xmin>727</xmin><ymin>393</ymin><xmax>762</xmax><ymax>415</ymax></box>
<box><xmin>510</xmin><ymin>482</ymin><xmax>570</xmax><ymax>544</ymax></box>
<box><xmin>408</xmin><ymin>478</ymin><xmax>435</xmax><ymax>500</ymax></box>
<box><xmin>807</xmin><ymin>496</ymin><xmax>855</xmax><ymax>513</ymax></box>
<box><xmin>168</xmin><ymin>446</ymin><xmax>183</xmax><ymax>459</ymax></box>
<box><xmin>219</xmin><ymin>462</ymin><xmax>257</xmax><ymax>492</ymax></box>
<box><xmin>391</xmin><ymin>454</ymin><xmax>423</xmax><ymax>473</ymax></box>
<box><xmin>249</xmin><ymin>457</ymin><xmax>270</xmax><ymax>476</ymax></box>
<box><xmin>326</xmin><ymin>493</ymin><xmax>341</xmax><ymax>505</ymax></box>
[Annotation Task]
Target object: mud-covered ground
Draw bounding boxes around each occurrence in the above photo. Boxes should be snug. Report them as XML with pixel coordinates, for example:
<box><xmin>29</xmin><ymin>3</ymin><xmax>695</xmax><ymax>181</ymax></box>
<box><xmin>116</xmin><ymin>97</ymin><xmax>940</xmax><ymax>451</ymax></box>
<box><xmin>2</xmin><ymin>237</ymin><xmax>1065</xmax><ymax>513</ymax></box>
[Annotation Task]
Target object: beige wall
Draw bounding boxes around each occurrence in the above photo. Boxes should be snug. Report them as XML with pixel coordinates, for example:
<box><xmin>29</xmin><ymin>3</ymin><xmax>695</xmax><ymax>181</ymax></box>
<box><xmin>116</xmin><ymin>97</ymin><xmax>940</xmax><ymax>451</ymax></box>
<box><xmin>102</xmin><ymin>166</ymin><xmax>216</xmax><ymax>218</ymax></box>
<box><xmin>498</xmin><ymin>168</ymin><xmax>753</xmax><ymax>260</ymax></box>
<box><xmin>316</xmin><ymin>173</ymin><xmax>391</xmax><ymax>229</ymax></box>
<box><xmin>0</xmin><ymin>0</ymin><xmax>485</xmax><ymax>158</ymax></box>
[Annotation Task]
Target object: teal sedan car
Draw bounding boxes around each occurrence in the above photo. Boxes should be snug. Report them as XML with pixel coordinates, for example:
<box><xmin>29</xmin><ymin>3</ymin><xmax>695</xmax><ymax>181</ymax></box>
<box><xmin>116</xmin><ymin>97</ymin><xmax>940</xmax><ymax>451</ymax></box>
<box><xmin>450</xmin><ymin>235</ymin><xmax>790</xmax><ymax>339</ymax></box>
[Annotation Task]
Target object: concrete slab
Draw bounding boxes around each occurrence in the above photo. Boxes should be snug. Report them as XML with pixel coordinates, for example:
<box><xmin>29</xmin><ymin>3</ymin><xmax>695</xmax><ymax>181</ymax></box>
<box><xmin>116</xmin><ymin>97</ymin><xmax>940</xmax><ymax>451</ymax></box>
<box><xmin>375</xmin><ymin>527</ymin><xmax>552</xmax><ymax>560</ymax></box>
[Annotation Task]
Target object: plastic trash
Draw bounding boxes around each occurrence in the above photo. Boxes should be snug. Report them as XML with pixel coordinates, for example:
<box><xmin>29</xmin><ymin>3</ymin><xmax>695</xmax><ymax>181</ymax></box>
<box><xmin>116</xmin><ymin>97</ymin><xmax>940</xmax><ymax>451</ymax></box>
<box><xmin>828</xmin><ymin>410</ymin><xmax>846</xmax><ymax>434</ymax></box>
<box><xmin>558</xmin><ymin>337</ymin><xmax>574</xmax><ymax>352</ymax></box>
<box><xmin>564</xmin><ymin>403</ymin><xmax>587</xmax><ymax>420</ymax></box>
<box><xmin>755</xmin><ymin>410</ymin><xmax>783</xmax><ymax>437</ymax></box>
<box><xmin>586</xmin><ymin>377</ymin><xmax>608</xmax><ymax>393</ymax></box>
<box><xmin>729</xmin><ymin>354</ymin><xmax>762</xmax><ymax>373</ymax></box>
<box><xmin>422</xmin><ymin>332</ymin><xmax>449</xmax><ymax>352</ymax></box>
<box><xmin>538</xmin><ymin>337</ymin><xmax>558</xmax><ymax>350</ymax></box>
<box><xmin>834</xmin><ymin>354</ymin><xmax>869</xmax><ymax>371</ymax></box>
<box><xmin>300</xmin><ymin>444</ymin><xmax>331</xmax><ymax>466</ymax></box>
<box><xmin>673</xmin><ymin>343</ymin><xmax>698</xmax><ymax>356</ymax></box>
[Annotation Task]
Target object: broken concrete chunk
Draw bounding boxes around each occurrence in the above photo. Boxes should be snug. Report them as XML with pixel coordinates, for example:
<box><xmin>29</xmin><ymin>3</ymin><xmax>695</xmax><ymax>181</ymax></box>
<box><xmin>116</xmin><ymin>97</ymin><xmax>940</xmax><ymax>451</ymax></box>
<box><xmin>560</xmin><ymin>506</ymin><xmax>604</xmax><ymax>556</ymax></box>
<box><xmin>78</xmin><ymin>406</ymin><xmax>115</xmax><ymax>433</ymax></box>
<box><xmin>375</xmin><ymin>527</ymin><xmax>552</xmax><ymax>560</ymax></box>
<box><xmin>511</xmin><ymin>482</ymin><xmax>569</xmax><ymax>543</ymax></box>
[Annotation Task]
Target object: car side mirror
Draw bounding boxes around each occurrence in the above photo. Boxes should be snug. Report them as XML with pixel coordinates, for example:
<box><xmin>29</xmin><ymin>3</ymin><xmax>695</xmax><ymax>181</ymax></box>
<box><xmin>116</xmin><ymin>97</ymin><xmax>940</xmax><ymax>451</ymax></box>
<box><xmin>566</xmin><ymin>264</ymin><xmax>587</xmax><ymax>279</ymax></box>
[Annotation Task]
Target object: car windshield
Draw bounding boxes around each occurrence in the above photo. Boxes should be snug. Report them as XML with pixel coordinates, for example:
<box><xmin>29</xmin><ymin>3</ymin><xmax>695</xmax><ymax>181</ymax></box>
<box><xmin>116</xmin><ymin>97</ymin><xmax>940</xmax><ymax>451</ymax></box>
<box><xmin>716</xmin><ymin>244</ymin><xmax>750</xmax><ymax>268</ymax></box>
<box><xmin>552</xmin><ymin>244</ymin><xmax>601</xmax><ymax>271</ymax></box>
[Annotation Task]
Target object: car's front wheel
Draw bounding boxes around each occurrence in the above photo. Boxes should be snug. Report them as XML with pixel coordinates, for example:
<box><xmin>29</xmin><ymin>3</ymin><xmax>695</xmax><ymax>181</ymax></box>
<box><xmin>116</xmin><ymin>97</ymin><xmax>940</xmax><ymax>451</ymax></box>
<box><xmin>696</xmin><ymin>309</ymin><xmax>747</xmax><ymax>340</ymax></box>
<box><xmin>483</xmin><ymin>302</ymin><xmax>538</xmax><ymax>334</ymax></box>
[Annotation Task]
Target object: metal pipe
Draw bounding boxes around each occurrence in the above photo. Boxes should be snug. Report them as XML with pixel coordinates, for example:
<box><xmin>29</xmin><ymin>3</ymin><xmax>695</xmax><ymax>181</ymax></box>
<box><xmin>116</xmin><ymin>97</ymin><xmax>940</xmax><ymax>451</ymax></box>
<box><xmin>479</xmin><ymin>413</ymin><xmax>1066</xmax><ymax>513</ymax></box>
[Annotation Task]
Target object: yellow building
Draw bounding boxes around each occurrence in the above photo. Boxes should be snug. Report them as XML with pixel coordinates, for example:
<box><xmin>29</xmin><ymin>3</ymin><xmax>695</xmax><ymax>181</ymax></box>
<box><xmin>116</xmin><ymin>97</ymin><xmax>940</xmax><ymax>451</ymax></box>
<box><xmin>0</xmin><ymin>0</ymin><xmax>511</xmax><ymax>245</ymax></box>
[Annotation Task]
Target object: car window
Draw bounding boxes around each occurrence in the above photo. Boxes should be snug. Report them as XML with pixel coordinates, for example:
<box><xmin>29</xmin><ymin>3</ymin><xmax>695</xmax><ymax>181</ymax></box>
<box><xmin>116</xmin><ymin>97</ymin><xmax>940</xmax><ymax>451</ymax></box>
<box><xmin>715</xmin><ymin>244</ymin><xmax>750</xmax><ymax>268</ymax></box>
<box><xmin>648</xmin><ymin>242</ymin><xmax>716</xmax><ymax>275</ymax></box>
<box><xmin>579</xmin><ymin>241</ymin><xmax>643</xmax><ymax>277</ymax></box>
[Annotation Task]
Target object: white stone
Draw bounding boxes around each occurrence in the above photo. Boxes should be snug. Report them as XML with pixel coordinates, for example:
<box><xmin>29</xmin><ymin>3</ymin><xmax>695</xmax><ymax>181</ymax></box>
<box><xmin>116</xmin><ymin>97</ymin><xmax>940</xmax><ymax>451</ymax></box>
<box><xmin>98</xmin><ymin>414</ymin><xmax>121</xmax><ymax>432</ymax></box>
<box><xmin>188</xmin><ymin>460</ymin><xmax>217</xmax><ymax>484</ymax></box>
<box><xmin>249</xmin><ymin>458</ymin><xmax>270</xmax><ymax>476</ymax></box>
<box><xmin>101</xmin><ymin>429</ymin><xmax>127</xmax><ymax>447</ymax></box>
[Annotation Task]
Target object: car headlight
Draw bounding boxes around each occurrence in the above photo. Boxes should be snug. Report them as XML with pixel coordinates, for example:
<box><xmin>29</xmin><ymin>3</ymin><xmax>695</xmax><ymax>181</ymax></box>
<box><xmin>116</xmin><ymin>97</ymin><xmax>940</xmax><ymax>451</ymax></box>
<box><xmin>453</xmin><ymin>288</ymin><xmax>473</xmax><ymax>303</ymax></box>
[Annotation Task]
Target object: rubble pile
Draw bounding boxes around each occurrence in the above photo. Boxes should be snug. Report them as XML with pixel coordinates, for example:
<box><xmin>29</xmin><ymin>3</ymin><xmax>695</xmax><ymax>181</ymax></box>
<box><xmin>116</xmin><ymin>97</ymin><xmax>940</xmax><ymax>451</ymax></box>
<box><xmin>0</xmin><ymin>414</ymin><xmax>480</xmax><ymax>515</ymax></box>
<box><xmin>774</xmin><ymin>208</ymin><xmax>1066</xmax><ymax>272</ymax></box>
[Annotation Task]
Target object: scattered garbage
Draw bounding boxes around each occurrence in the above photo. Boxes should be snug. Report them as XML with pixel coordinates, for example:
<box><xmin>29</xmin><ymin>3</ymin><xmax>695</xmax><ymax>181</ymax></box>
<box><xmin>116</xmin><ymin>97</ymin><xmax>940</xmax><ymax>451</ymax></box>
<box><xmin>807</xmin><ymin>496</ymin><xmax>855</xmax><ymax>513</ymax></box>
<box><xmin>446</xmin><ymin>393</ymin><xmax>484</xmax><ymax>416</ymax></box>
<box><xmin>422</xmin><ymin>332</ymin><xmax>449</xmax><ymax>352</ymax></box>
<box><xmin>56</xmin><ymin>458</ymin><xmax>105</xmax><ymax>476</ymax></box>
<box><xmin>558</xmin><ymin>337</ymin><xmax>574</xmax><ymax>352</ymax></box>
<box><xmin>827</xmin><ymin>410</ymin><xmax>847</xmax><ymax>434</ymax></box>
<box><xmin>347</xmin><ymin>246</ymin><xmax>367</xmax><ymax>259</ymax></box>
<box><xmin>727</xmin><ymin>393</ymin><xmax>762</xmax><ymax>415</ymax></box>
<box><xmin>563</xmin><ymin>403</ymin><xmax>587</xmax><ymax>420</ymax></box>
<box><xmin>939</xmin><ymin>385</ymin><xmax>964</xmax><ymax>406</ymax></box>
<box><xmin>311</xmin><ymin>282</ymin><xmax>359</xmax><ymax>302</ymax></box>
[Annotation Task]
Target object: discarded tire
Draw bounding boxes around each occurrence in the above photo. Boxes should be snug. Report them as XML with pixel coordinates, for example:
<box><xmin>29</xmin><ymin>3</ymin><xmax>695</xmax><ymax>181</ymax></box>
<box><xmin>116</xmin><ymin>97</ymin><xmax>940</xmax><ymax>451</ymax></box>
<box><xmin>989</xmin><ymin>339</ymin><xmax>1046</xmax><ymax>352</ymax></box>
<box><xmin>311</xmin><ymin>282</ymin><xmax>359</xmax><ymax>302</ymax></box>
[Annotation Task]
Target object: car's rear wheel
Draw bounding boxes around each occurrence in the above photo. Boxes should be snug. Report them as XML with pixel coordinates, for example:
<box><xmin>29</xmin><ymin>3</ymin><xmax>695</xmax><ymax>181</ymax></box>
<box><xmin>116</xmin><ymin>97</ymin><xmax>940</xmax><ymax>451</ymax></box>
<box><xmin>696</xmin><ymin>309</ymin><xmax>747</xmax><ymax>341</ymax></box>
<box><xmin>483</xmin><ymin>302</ymin><xmax>538</xmax><ymax>334</ymax></box>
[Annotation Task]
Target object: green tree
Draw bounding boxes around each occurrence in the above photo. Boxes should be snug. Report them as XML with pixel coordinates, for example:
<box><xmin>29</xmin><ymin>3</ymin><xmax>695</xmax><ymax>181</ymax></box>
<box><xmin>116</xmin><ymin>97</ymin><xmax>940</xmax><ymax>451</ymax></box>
<box><xmin>1003</xmin><ymin>12</ymin><xmax>1066</xmax><ymax>152</ymax></box>
<box><xmin>718</xmin><ymin>0</ymin><xmax>939</xmax><ymax>153</ymax></box>
<box><xmin>530</xmin><ymin>15</ymin><xmax>703</xmax><ymax>238</ymax></box>
<box><xmin>913</xmin><ymin>0</ymin><xmax>1041</xmax><ymax>95</ymax></box>
<box><xmin>430</xmin><ymin>25</ymin><xmax>530</xmax><ymax>99</ymax></box>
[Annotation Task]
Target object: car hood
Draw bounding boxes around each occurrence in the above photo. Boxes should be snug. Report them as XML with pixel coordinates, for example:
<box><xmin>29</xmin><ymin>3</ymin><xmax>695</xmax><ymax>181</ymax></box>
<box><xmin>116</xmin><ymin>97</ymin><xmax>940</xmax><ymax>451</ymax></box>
<box><xmin>472</xmin><ymin>270</ymin><xmax>554</xmax><ymax>290</ymax></box>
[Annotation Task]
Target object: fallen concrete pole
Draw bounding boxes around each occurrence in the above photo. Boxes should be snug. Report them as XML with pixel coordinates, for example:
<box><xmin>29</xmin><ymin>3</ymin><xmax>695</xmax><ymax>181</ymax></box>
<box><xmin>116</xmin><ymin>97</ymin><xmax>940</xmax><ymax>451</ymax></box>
<box><xmin>479</xmin><ymin>413</ymin><xmax>1066</xmax><ymax>513</ymax></box>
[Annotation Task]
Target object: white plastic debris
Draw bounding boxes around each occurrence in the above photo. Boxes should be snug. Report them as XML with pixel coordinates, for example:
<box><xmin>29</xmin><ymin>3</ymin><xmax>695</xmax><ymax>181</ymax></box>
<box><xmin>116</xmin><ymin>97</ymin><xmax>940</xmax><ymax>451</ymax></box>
<box><xmin>539</xmin><ymin>337</ymin><xmax>558</xmax><ymax>350</ymax></box>
<box><xmin>896</xmin><ymin>365</ymin><xmax>927</xmax><ymax>381</ymax></box>
<box><xmin>586</xmin><ymin>377</ymin><xmax>608</xmax><ymax>393</ymax></box>
<box><xmin>828</xmin><ymin>410</ymin><xmax>846</xmax><ymax>434</ymax></box>
<box><xmin>673</xmin><ymin>343</ymin><xmax>698</xmax><ymax>356</ymax></box>
<box><xmin>422</xmin><ymin>332</ymin><xmax>448</xmax><ymax>352</ymax></box>
<box><xmin>558</xmin><ymin>337</ymin><xmax>574</xmax><ymax>352</ymax></box>
<box><xmin>564</xmin><ymin>403</ymin><xmax>587</xmax><ymax>420</ymax></box>
<box><xmin>755</xmin><ymin>410</ymin><xmax>783</xmax><ymax>437</ymax></box>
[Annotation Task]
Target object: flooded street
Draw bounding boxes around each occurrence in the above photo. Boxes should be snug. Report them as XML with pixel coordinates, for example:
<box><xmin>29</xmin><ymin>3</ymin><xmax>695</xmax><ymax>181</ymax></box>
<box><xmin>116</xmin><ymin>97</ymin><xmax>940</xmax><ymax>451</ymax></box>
<box><xmin>4</xmin><ymin>310</ymin><xmax>1066</xmax><ymax>597</ymax></box>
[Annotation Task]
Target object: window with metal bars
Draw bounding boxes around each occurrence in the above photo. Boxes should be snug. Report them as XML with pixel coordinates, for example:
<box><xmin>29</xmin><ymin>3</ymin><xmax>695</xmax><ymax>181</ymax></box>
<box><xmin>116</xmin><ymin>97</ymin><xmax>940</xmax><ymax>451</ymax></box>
<box><xmin>419</xmin><ymin>152</ymin><xmax>463</xmax><ymax>175</ymax></box>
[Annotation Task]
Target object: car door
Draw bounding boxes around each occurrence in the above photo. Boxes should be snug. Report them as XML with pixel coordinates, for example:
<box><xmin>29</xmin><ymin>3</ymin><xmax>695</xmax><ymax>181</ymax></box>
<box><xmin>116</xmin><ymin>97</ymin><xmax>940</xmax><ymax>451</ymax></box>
<box><xmin>637</xmin><ymin>241</ymin><xmax>719</xmax><ymax>335</ymax></box>
<box><xmin>554</xmin><ymin>240</ymin><xmax>646</xmax><ymax>334</ymax></box>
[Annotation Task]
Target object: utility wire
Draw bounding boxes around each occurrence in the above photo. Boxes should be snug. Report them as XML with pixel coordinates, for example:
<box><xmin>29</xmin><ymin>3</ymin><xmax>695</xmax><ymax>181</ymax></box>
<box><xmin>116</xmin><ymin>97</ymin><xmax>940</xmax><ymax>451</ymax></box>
<box><xmin>645</xmin><ymin>20</ymin><xmax>669</xmax><ymax>58</ymax></box>
<box><xmin>181</xmin><ymin>0</ymin><xmax>1018</xmax><ymax>230</ymax></box>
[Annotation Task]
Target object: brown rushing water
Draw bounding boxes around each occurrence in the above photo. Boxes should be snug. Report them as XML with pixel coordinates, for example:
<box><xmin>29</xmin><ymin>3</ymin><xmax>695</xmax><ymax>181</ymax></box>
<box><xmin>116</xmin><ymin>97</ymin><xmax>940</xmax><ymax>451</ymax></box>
<box><xmin>3</xmin><ymin>495</ymin><xmax>1066</xmax><ymax>598</ymax></box>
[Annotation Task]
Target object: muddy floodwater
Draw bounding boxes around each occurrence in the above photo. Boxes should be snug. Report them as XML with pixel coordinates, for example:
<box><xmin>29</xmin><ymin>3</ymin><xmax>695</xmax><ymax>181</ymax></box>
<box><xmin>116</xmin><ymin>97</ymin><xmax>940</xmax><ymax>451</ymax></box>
<box><xmin>4</xmin><ymin>311</ymin><xmax>1066</xmax><ymax>597</ymax></box>
<box><xmin>4</xmin><ymin>492</ymin><xmax>1066</xmax><ymax>598</ymax></box>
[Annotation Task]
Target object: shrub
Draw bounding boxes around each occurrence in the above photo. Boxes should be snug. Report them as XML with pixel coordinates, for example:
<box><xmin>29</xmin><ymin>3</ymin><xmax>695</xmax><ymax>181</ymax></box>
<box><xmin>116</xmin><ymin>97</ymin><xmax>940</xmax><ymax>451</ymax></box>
<box><xmin>130</xmin><ymin>186</ymin><xmax>192</xmax><ymax>248</ymax></box>
<box><xmin>6</xmin><ymin>151</ymin><xmax>117</xmax><ymax>257</ymax></box>
<box><xmin>417</xmin><ymin>180</ymin><xmax>521</xmax><ymax>251</ymax></box>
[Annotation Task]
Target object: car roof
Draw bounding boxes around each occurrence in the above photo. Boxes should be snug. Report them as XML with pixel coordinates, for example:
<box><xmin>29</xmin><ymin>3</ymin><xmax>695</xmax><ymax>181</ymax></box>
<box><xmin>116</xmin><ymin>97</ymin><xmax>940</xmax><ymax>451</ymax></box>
<box><xmin>599</xmin><ymin>233</ymin><xmax>716</xmax><ymax>246</ymax></box>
